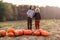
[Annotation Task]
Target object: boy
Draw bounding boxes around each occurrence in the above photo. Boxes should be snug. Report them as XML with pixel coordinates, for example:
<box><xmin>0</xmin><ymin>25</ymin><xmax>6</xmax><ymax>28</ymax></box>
<box><xmin>34</xmin><ymin>8</ymin><xmax>41</xmax><ymax>29</ymax></box>
<box><xmin>27</xmin><ymin>6</ymin><xmax>34</xmax><ymax>30</ymax></box>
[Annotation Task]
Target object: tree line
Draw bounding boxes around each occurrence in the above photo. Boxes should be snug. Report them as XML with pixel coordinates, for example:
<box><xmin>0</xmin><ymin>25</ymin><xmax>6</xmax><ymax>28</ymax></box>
<box><xmin>0</xmin><ymin>1</ymin><xmax>60</xmax><ymax>22</ymax></box>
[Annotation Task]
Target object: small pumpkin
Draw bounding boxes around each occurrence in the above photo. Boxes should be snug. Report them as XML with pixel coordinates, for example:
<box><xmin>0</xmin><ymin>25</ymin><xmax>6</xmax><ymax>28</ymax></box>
<box><xmin>24</xmin><ymin>30</ymin><xmax>33</xmax><ymax>35</ymax></box>
<box><xmin>33</xmin><ymin>29</ymin><xmax>41</xmax><ymax>36</ymax></box>
<box><xmin>0</xmin><ymin>30</ymin><xmax>6</xmax><ymax>37</ymax></box>
<box><xmin>40</xmin><ymin>29</ymin><xmax>49</xmax><ymax>36</ymax></box>
<box><xmin>7</xmin><ymin>32</ymin><xmax>15</xmax><ymax>37</ymax></box>
<box><xmin>7</xmin><ymin>28</ymin><xmax>15</xmax><ymax>33</ymax></box>
<box><xmin>15</xmin><ymin>30</ymin><xmax>24</xmax><ymax>36</ymax></box>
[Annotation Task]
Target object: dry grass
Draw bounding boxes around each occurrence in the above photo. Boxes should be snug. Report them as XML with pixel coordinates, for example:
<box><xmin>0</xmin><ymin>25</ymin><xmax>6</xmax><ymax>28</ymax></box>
<box><xmin>0</xmin><ymin>20</ymin><xmax>60</xmax><ymax>40</ymax></box>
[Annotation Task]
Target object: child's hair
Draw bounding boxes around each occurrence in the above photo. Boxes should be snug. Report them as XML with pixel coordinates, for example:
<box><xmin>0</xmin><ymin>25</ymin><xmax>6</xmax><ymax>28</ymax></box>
<box><xmin>29</xmin><ymin>6</ymin><xmax>32</xmax><ymax>9</ymax></box>
<box><xmin>29</xmin><ymin>5</ymin><xmax>34</xmax><ymax>10</ymax></box>
<box><xmin>29</xmin><ymin>5</ymin><xmax>34</xmax><ymax>9</ymax></box>
<box><xmin>35</xmin><ymin>7</ymin><xmax>40</xmax><ymax>13</ymax></box>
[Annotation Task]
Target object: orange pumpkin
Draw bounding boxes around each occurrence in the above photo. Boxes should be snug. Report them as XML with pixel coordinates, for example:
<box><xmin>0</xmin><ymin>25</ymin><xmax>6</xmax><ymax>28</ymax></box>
<box><xmin>40</xmin><ymin>29</ymin><xmax>49</xmax><ymax>36</ymax></box>
<box><xmin>7</xmin><ymin>32</ymin><xmax>15</xmax><ymax>37</ymax></box>
<box><xmin>15</xmin><ymin>30</ymin><xmax>24</xmax><ymax>36</ymax></box>
<box><xmin>33</xmin><ymin>29</ymin><xmax>41</xmax><ymax>36</ymax></box>
<box><xmin>7</xmin><ymin>28</ymin><xmax>15</xmax><ymax>33</ymax></box>
<box><xmin>0</xmin><ymin>30</ymin><xmax>6</xmax><ymax>37</ymax></box>
<box><xmin>24</xmin><ymin>30</ymin><xmax>33</xmax><ymax>35</ymax></box>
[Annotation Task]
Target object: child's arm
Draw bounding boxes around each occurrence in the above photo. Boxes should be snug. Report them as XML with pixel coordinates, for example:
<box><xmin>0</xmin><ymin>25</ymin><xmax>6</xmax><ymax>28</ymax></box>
<box><xmin>39</xmin><ymin>13</ymin><xmax>41</xmax><ymax>19</ymax></box>
<box><xmin>27</xmin><ymin>10</ymin><xmax>30</xmax><ymax>17</ymax></box>
<box><xmin>33</xmin><ymin>13</ymin><xmax>35</xmax><ymax>17</ymax></box>
<box><xmin>27</xmin><ymin>10</ymin><xmax>29</xmax><ymax>15</ymax></box>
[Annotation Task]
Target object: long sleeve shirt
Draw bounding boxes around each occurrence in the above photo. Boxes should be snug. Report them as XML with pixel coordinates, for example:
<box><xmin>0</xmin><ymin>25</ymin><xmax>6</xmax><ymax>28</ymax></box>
<box><xmin>27</xmin><ymin>9</ymin><xmax>34</xmax><ymax>18</ymax></box>
<box><xmin>34</xmin><ymin>13</ymin><xmax>41</xmax><ymax>20</ymax></box>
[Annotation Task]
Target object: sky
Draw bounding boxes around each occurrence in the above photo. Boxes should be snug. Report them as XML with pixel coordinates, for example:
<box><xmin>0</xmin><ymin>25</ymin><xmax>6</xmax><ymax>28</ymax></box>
<box><xmin>3</xmin><ymin>0</ymin><xmax>60</xmax><ymax>7</ymax></box>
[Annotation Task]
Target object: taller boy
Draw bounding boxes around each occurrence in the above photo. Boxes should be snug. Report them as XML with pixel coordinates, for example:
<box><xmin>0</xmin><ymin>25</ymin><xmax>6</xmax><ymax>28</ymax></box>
<box><xmin>27</xmin><ymin>6</ymin><xmax>34</xmax><ymax>30</ymax></box>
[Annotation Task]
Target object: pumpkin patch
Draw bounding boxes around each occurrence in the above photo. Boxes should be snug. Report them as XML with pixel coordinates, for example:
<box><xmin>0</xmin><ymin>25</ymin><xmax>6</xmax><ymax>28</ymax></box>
<box><xmin>7</xmin><ymin>28</ymin><xmax>15</xmax><ymax>33</ymax></box>
<box><xmin>40</xmin><ymin>29</ymin><xmax>49</xmax><ymax>36</ymax></box>
<box><xmin>0</xmin><ymin>28</ymin><xmax>49</xmax><ymax>37</ymax></box>
<box><xmin>24</xmin><ymin>30</ymin><xmax>33</xmax><ymax>35</ymax></box>
<box><xmin>7</xmin><ymin>32</ymin><xmax>15</xmax><ymax>37</ymax></box>
<box><xmin>33</xmin><ymin>29</ymin><xmax>41</xmax><ymax>36</ymax></box>
<box><xmin>15</xmin><ymin>30</ymin><xmax>24</xmax><ymax>36</ymax></box>
<box><xmin>0</xmin><ymin>30</ymin><xmax>6</xmax><ymax>37</ymax></box>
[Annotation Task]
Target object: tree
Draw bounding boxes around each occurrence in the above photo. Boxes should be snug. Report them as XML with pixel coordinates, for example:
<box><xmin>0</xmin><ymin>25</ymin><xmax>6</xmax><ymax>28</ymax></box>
<box><xmin>0</xmin><ymin>1</ymin><xmax>7</xmax><ymax>21</ymax></box>
<box><xmin>12</xmin><ymin>5</ymin><xmax>18</xmax><ymax>20</ymax></box>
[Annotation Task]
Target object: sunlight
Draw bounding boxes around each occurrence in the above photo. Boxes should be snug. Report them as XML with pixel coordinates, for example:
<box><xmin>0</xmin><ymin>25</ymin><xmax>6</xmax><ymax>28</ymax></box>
<box><xmin>3</xmin><ymin>0</ymin><xmax>60</xmax><ymax>7</ymax></box>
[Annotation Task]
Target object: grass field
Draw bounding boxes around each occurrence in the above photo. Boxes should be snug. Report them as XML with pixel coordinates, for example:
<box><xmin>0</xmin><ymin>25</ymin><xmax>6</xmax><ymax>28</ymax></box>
<box><xmin>0</xmin><ymin>20</ymin><xmax>60</xmax><ymax>40</ymax></box>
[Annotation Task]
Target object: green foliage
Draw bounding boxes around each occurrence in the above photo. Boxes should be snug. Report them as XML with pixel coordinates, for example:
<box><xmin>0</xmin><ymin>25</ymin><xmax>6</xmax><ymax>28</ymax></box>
<box><xmin>0</xmin><ymin>1</ymin><xmax>7</xmax><ymax>21</ymax></box>
<box><xmin>12</xmin><ymin>5</ymin><xmax>18</xmax><ymax>20</ymax></box>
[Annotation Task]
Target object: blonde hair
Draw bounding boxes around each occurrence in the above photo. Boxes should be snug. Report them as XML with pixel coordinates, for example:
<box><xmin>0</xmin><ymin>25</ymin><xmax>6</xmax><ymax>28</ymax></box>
<box><xmin>35</xmin><ymin>8</ymin><xmax>40</xmax><ymax>13</ymax></box>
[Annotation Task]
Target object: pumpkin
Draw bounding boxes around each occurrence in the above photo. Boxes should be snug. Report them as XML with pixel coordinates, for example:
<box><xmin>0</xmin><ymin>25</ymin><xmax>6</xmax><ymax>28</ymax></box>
<box><xmin>7</xmin><ymin>28</ymin><xmax>15</xmax><ymax>33</ymax></box>
<box><xmin>40</xmin><ymin>29</ymin><xmax>49</xmax><ymax>36</ymax></box>
<box><xmin>33</xmin><ymin>29</ymin><xmax>41</xmax><ymax>36</ymax></box>
<box><xmin>15</xmin><ymin>30</ymin><xmax>24</xmax><ymax>36</ymax></box>
<box><xmin>0</xmin><ymin>30</ymin><xmax>6</xmax><ymax>37</ymax></box>
<box><xmin>7</xmin><ymin>32</ymin><xmax>15</xmax><ymax>37</ymax></box>
<box><xmin>24</xmin><ymin>30</ymin><xmax>33</xmax><ymax>35</ymax></box>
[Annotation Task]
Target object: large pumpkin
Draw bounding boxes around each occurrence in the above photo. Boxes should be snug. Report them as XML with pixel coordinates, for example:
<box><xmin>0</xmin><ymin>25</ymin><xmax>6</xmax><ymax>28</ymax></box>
<box><xmin>40</xmin><ymin>29</ymin><xmax>49</xmax><ymax>36</ymax></box>
<box><xmin>7</xmin><ymin>32</ymin><xmax>15</xmax><ymax>37</ymax></box>
<box><xmin>33</xmin><ymin>29</ymin><xmax>41</xmax><ymax>36</ymax></box>
<box><xmin>0</xmin><ymin>30</ymin><xmax>6</xmax><ymax>37</ymax></box>
<box><xmin>7</xmin><ymin>28</ymin><xmax>15</xmax><ymax>33</ymax></box>
<box><xmin>15</xmin><ymin>30</ymin><xmax>24</xmax><ymax>36</ymax></box>
<box><xmin>24</xmin><ymin>30</ymin><xmax>33</xmax><ymax>35</ymax></box>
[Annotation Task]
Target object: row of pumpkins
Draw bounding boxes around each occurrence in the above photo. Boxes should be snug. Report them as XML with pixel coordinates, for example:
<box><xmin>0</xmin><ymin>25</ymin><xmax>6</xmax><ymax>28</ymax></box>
<box><xmin>0</xmin><ymin>28</ymin><xmax>49</xmax><ymax>37</ymax></box>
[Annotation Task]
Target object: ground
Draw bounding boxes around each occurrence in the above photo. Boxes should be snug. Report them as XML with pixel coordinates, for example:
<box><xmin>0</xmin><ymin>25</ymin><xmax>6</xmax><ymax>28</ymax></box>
<box><xmin>0</xmin><ymin>20</ymin><xmax>60</xmax><ymax>40</ymax></box>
